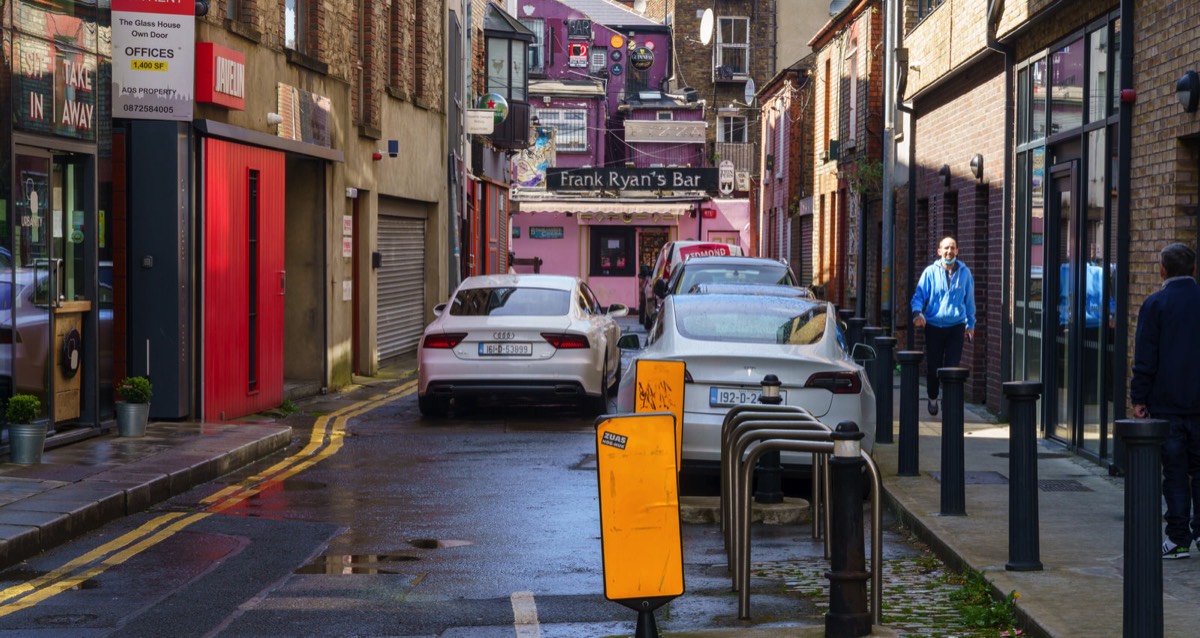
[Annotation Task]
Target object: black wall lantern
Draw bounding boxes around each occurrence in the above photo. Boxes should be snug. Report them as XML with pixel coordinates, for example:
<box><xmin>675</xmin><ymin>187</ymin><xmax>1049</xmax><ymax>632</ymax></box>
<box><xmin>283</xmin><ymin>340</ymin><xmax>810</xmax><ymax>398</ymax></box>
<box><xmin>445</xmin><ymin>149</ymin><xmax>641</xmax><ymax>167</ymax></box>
<box><xmin>1177</xmin><ymin>70</ymin><xmax>1200</xmax><ymax>113</ymax></box>
<box><xmin>938</xmin><ymin>164</ymin><xmax>951</xmax><ymax>188</ymax></box>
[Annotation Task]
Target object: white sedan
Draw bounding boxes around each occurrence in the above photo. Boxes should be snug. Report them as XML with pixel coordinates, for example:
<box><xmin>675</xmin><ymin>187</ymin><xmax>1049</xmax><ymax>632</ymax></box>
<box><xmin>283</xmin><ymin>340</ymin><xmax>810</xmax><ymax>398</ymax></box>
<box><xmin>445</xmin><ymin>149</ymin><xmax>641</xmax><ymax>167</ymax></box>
<box><xmin>616</xmin><ymin>292</ymin><xmax>876</xmax><ymax>475</ymax></box>
<box><xmin>418</xmin><ymin>274</ymin><xmax>628</xmax><ymax>417</ymax></box>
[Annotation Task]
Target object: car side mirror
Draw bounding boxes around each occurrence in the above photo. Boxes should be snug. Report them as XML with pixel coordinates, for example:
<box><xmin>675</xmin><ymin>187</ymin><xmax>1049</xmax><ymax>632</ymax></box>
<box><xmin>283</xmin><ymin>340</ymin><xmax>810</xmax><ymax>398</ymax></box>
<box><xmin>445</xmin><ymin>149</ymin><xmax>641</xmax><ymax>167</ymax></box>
<box><xmin>618</xmin><ymin>334</ymin><xmax>642</xmax><ymax>350</ymax></box>
<box><xmin>653</xmin><ymin>279</ymin><xmax>668</xmax><ymax>298</ymax></box>
<box><xmin>433</xmin><ymin>303</ymin><xmax>446</xmax><ymax>317</ymax></box>
<box><xmin>850</xmin><ymin>343</ymin><xmax>876</xmax><ymax>362</ymax></box>
<box><xmin>607</xmin><ymin>303</ymin><xmax>630</xmax><ymax>318</ymax></box>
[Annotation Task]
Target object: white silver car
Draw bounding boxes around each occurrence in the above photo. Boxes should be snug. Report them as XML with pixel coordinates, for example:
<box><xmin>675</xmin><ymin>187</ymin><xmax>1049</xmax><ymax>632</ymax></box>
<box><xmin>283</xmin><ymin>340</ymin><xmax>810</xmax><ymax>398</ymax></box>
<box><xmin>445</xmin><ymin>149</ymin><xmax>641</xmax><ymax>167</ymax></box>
<box><xmin>616</xmin><ymin>293</ymin><xmax>876</xmax><ymax>475</ymax></box>
<box><xmin>418</xmin><ymin>274</ymin><xmax>628</xmax><ymax>417</ymax></box>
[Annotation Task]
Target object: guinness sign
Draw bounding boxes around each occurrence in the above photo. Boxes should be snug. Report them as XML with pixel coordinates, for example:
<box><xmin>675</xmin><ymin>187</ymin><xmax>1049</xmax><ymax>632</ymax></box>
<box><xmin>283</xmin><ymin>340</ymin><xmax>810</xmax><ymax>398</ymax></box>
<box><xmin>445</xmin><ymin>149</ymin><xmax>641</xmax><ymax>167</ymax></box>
<box><xmin>629</xmin><ymin>46</ymin><xmax>655</xmax><ymax>70</ymax></box>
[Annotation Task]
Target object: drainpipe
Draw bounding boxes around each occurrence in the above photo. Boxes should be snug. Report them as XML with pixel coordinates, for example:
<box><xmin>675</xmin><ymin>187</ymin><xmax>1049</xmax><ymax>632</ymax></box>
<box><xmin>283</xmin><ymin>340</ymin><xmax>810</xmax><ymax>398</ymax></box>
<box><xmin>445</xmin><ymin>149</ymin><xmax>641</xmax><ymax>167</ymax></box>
<box><xmin>897</xmin><ymin>96</ymin><xmax>915</xmax><ymax>350</ymax></box>
<box><xmin>881</xmin><ymin>0</ymin><xmax>896</xmax><ymax>333</ymax></box>
<box><xmin>1112</xmin><ymin>0</ymin><xmax>1134</xmax><ymax>472</ymax></box>
<box><xmin>985</xmin><ymin>3</ymin><xmax>1014</xmax><ymax>418</ymax></box>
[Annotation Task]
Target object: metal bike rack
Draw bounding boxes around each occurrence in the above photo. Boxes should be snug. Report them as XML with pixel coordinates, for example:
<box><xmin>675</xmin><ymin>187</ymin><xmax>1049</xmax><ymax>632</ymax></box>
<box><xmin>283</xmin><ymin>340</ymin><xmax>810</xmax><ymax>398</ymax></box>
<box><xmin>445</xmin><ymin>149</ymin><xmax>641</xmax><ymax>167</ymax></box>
<box><xmin>723</xmin><ymin>417</ymin><xmax>832</xmax><ymax>567</ymax></box>
<box><xmin>719</xmin><ymin>406</ymin><xmax>828</xmax><ymax>556</ymax></box>
<box><xmin>730</xmin><ymin>434</ymin><xmax>883</xmax><ymax>625</ymax></box>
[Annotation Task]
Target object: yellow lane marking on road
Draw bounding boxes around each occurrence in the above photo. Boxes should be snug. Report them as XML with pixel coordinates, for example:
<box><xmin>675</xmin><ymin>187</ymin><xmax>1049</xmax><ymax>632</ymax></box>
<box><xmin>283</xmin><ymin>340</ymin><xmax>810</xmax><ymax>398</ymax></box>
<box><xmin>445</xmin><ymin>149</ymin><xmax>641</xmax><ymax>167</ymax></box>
<box><xmin>511</xmin><ymin>590</ymin><xmax>542</xmax><ymax>638</ymax></box>
<box><xmin>0</xmin><ymin>380</ymin><xmax>417</xmax><ymax>617</ymax></box>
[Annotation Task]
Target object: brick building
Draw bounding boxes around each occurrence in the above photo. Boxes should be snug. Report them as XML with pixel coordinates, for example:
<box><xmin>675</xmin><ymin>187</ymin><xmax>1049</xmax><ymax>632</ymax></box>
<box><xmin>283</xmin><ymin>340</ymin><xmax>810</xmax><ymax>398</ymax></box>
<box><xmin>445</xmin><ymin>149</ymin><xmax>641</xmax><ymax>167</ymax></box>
<box><xmin>757</xmin><ymin>60</ymin><xmax>816</xmax><ymax>284</ymax></box>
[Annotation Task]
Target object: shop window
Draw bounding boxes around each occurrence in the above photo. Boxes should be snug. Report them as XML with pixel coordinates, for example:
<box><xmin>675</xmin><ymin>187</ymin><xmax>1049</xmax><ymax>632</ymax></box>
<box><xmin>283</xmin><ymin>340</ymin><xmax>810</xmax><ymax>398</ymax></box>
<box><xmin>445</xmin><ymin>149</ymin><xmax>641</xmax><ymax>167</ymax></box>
<box><xmin>590</xmin><ymin>227</ymin><xmax>635</xmax><ymax>277</ymax></box>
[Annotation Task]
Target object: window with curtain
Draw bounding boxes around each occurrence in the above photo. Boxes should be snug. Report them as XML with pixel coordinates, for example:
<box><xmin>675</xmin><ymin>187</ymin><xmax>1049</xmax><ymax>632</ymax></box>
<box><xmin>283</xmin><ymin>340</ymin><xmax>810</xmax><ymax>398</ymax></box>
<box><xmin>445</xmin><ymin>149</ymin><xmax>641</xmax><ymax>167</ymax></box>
<box><xmin>519</xmin><ymin>18</ymin><xmax>545</xmax><ymax>75</ymax></box>
<box><xmin>715</xmin><ymin>17</ymin><xmax>748</xmax><ymax>80</ymax></box>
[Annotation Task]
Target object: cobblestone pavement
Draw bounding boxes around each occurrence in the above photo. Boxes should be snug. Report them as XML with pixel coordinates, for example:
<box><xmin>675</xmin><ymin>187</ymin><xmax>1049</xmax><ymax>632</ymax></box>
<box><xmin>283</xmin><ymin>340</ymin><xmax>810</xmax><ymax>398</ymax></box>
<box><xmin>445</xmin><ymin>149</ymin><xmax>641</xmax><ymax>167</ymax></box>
<box><xmin>752</xmin><ymin>529</ymin><xmax>1016</xmax><ymax>638</ymax></box>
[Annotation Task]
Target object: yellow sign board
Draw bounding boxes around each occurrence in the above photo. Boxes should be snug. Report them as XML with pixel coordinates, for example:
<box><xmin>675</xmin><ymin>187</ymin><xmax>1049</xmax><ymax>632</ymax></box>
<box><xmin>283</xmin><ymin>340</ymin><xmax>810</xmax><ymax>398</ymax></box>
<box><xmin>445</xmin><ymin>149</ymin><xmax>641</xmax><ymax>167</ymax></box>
<box><xmin>633</xmin><ymin>359</ymin><xmax>686</xmax><ymax>467</ymax></box>
<box><xmin>595</xmin><ymin>413</ymin><xmax>684</xmax><ymax>602</ymax></box>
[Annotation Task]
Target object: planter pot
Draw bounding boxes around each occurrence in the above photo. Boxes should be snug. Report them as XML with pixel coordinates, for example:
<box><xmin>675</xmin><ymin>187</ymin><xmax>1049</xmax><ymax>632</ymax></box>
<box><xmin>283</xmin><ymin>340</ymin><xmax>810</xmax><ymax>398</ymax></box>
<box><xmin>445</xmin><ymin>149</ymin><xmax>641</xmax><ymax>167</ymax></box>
<box><xmin>116</xmin><ymin>402</ymin><xmax>150</xmax><ymax>437</ymax></box>
<box><xmin>9</xmin><ymin>422</ymin><xmax>46</xmax><ymax>464</ymax></box>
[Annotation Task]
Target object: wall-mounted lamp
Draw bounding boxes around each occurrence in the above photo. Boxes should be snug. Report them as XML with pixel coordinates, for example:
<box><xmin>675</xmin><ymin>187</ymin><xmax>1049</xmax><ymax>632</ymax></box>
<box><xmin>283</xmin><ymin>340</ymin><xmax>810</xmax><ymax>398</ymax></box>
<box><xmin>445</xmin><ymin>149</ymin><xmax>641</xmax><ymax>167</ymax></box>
<box><xmin>938</xmin><ymin>164</ymin><xmax>951</xmax><ymax>188</ymax></box>
<box><xmin>969</xmin><ymin>154</ymin><xmax>984</xmax><ymax>181</ymax></box>
<box><xmin>1177</xmin><ymin>70</ymin><xmax>1200</xmax><ymax>113</ymax></box>
<box><xmin>266</xmin><ymin>112</ymin><xmax>283</xmax><ymax>126</ymax></box>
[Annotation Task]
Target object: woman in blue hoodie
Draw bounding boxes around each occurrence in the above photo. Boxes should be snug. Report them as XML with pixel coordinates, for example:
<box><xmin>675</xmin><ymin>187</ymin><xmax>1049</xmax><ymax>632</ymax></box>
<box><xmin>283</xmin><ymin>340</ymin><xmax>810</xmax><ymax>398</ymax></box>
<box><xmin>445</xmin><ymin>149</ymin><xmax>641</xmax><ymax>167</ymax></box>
<box><xmin>910</xmin><ymin>237</ymin><xmax>976</xmax><ymax>416</ymax></box>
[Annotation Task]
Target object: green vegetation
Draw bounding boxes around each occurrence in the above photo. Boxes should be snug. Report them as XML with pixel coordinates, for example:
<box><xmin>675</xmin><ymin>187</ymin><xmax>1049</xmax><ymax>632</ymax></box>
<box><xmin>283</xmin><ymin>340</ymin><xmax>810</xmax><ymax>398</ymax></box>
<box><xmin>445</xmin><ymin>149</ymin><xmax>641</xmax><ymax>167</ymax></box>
<box><xmin>278</xmin><ymin>399</ymin><xmax>299</xmax><ymax>415</ymax></box>
<box><xmin>5</xmin><ymin>394</ymin><xmax>41</xmax><ymax>424</ymax></box>
<box><xmin>118</xmin><ymin>376</ymin><xmax>153</xmax><ymax>404</ymax></box>
<box><xmin>949</xmin><ymin>569</ymin><xmax>1021</xmax><ymax>633</ymax></box>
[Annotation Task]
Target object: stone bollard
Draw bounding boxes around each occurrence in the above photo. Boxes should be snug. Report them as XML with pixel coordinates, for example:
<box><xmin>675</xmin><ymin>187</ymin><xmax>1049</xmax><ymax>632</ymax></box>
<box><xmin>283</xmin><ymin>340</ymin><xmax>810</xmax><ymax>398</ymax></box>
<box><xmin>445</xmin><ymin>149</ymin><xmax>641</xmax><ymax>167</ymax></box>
<box><xmin>873</xmin><ymin>336</ymin><xmax>897</xmax><ymax>445</ymax></box>
<box><xmin>896</xmin><ymin>351</ymin><xmax>923</xmax><ymax>476</ymax></box>
<box><xmin>937</xmin><ymin>367</ymin><xmax>970</xmax><ymax>516</ymax></box>
<box><xmin>846</xmin><ymin>318</ymin><xmax>867</xmax><ymax>352</ymax></box>
<box><xmin>1116</xmin><ymin>418</ymin><xmax>1169</xmax><ymax>638</ymax></box>
<box><xmin>825</xmin><ymin>421</ymin><xmax>871</xmax><ymax>638</ymax></box>
<box><xmin>1004</xmin><ymin>381</ymin><xmax>1043</xmax><ymax>571</ymax></box>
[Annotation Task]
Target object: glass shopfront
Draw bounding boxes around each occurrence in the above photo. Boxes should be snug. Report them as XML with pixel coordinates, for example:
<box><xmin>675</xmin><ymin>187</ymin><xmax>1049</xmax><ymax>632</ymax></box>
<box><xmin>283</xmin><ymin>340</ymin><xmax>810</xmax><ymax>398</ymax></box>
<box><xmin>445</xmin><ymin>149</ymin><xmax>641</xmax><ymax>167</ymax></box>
<box><xmin>1012</xmin><ymin>13</ymin><xmax>1121</xmax><ymax>464</ymax></box>
<box><xmin>1</xmin><ymin>0</ymin><xmax>114</xmax><ymax>429</ymax></box>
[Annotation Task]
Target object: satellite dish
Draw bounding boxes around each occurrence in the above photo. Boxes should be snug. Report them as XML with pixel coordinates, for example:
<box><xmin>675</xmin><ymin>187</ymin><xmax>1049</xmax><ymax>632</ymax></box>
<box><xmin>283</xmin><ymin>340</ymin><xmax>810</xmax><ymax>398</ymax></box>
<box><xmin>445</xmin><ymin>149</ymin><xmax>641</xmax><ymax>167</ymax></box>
<box><xmin>743</xmin><ymin>77</ymin><xmax>756</xmax><ymax>106</ymax></box>
<box><xmin>699</xmin><ymin>8</ymin><xmax>714</xmax><ymax>46</ymax></box>
<box><xmin>633</xmin><ymin>0</ymin><xmax>647</xmax><ymax>14</ymax></box>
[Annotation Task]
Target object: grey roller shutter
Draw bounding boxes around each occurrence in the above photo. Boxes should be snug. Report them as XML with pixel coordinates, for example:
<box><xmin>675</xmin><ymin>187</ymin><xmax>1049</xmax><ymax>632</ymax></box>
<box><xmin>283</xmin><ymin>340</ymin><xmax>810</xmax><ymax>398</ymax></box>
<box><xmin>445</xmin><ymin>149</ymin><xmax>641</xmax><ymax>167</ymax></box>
<box><xmin>378</xmin><ymin>211</ymin><xmax>426</xmax><ymax>361</ymax></box>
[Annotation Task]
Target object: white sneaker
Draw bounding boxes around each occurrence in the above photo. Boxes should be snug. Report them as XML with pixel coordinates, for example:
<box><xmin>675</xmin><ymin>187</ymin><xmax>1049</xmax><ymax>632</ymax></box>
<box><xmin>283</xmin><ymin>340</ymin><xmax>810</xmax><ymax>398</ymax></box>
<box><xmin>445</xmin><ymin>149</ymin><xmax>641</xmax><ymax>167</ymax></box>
<box><xmin>1162</xmin><ymin>540</ymin><xmax>1190</xmax><ymax>559</ymax></box>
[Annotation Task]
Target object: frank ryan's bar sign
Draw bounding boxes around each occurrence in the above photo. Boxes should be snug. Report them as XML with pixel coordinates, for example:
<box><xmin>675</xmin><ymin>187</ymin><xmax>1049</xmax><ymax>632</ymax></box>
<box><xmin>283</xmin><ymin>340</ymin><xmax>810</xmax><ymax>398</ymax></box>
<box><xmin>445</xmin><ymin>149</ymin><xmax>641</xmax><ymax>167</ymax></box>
<box><xmin>547</xmin><ymin>167</ymin><xmax>718</xmax><ymax>193</ymax></box>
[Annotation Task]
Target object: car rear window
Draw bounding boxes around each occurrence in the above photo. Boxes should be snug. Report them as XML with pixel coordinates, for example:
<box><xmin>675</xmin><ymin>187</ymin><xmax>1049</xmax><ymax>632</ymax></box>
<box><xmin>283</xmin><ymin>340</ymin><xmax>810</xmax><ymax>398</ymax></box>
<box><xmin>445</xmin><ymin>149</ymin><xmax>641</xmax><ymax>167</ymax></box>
<box><xmin>676</xmin><ymin>263</ymin><xmax>795</xmax><ymax>293</ymax></box>
<box><xmin>673</xmin><ymin>296</ymin><xmax>827</xmax><ymax>344</ymax></box>
<box><xmin>450</xmin><ymin>287</ymin><xmax>570</xmax><ymax>317</ymax></box>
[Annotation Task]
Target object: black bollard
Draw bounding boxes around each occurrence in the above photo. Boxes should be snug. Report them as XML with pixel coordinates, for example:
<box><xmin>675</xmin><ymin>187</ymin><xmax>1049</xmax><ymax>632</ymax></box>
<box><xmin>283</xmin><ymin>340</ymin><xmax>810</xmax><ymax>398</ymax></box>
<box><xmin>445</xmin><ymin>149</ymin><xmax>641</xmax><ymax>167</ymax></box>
<box><xmin>825</xmin><ymin>421</ymin><xmax>871</xmax><ymax>638</ymax></box>
<box><xmin>861</xmin><ymin>327</ymin><xmax>885</xmax><ymax>383</ymax></box>
<box><xmin>1116</xmin><ymin>419</ymin><xmax>1169</xmax><ymax>638</ymax></box>
<box><xmin>937</xmin><ymin>367</ymin><xmax>969</xmax><ymax>516</ymax></box>
<box><xmin>873</xmin><ymin>336</ymin><xmax>897</xmax><ymax>445</ymax></box>
<box><xmin>846</xmin><ymin>318</ymin><xmax>867</xmax><ymax>352</ymax></box>
<box><xmin>838</xmin><ymin>307</ymin><xmax>854</xmax><ymax>326</ymax></box>
<box><xmin>1004</xmin><ymin>381</ymin><xmax>1043</xmax><ymax>571</ymax></box>
<box><xmin>753</xmin><ymin>375</ymin><xmax>785</xmax><ymax>505</ymax></box>
<box><xmin>896</xmin><ymin>351</ymin><xmax>923</xmax><ymax>476</ymax></box>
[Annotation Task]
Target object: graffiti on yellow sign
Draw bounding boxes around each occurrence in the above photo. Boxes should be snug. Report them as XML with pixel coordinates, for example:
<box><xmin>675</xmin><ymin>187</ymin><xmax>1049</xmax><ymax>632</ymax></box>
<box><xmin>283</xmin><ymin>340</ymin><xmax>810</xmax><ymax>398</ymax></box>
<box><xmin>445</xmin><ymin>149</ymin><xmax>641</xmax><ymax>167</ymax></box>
<box><xmin>595</xmin><ymin>412</ymin><xmax>684</xmax><ymax>602</ymax></box>
<box><xmin>634</xmin><ymin>359</ymin><xmax>686</xmax><ymax>467</ymax></box>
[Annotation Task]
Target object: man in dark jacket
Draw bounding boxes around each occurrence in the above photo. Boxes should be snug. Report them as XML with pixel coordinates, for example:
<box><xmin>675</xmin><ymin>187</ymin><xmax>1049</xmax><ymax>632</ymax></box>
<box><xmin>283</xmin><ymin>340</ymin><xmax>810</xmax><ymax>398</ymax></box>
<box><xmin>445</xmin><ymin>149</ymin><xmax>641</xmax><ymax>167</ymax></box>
<box><xmin>1131</xmin><ymin>243</ymin><xmax>1200</xmax><ymax>559</ymax></box>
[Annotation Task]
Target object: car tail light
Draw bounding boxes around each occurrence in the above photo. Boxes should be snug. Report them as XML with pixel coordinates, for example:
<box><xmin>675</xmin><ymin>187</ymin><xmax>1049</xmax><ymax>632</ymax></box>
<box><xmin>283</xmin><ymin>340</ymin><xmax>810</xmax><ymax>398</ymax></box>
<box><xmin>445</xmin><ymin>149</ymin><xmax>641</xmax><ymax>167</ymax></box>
<box><xmin>804</xmin><ymin>371</ymin><xmax>862</xmax><ymax>394</ymax></box>
<box><xmin>541</xmin><ymin>333</ymin><xmax>590</xmax><ymax>349</ymax></box>
<box><xmin>422</xmin><ymin>333</ymin><xmax>466</xmax><ymax>349</ymax></box>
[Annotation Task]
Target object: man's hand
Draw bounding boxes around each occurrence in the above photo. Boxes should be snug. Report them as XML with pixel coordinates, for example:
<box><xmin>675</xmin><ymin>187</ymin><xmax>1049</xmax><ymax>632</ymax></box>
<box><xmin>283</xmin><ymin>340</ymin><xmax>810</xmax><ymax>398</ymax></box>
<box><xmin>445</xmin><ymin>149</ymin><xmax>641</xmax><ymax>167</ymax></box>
<box><xmin>1133</xmin><ymin>404</ymin><xmax>1149</xmax><ymax>418</ymax></box>
<box><xmin>966</xmin><ymin>329</ymin><xmax>974</xmax><ymax>343</ymax></box>
<box><xmin>913</xmin><ymin>314</ymin><xmax>926</xmax><ymax>328</ymax></box>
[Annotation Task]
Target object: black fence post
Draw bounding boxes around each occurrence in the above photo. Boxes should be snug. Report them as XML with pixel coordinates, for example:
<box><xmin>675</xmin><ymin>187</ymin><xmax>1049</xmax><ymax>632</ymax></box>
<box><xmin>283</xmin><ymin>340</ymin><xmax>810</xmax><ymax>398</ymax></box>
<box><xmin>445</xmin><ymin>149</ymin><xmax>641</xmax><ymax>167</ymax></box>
<box><xmin>1116</xmin><ymin>418</ymin><xmax>1169</xmax><ymax>638</ymax></box>
<box><xmin>838</xmin><ymin>308</ymin><xmax>854</xmax><ymax>326</ymax></box>
<box><xmin>825</xmin><ymin>421</ymin><xmax>871</xmax><ymax>638</ymax></box>
<box><xmin>896</xmin><ymin>351</ymin><xmax>923</xmax><ymax>476</ymax></box>
<box><xmin>846</xmin><ymin>318</ymin><xmax>867</xmax><ymax>352</ymax></box>
<box><xmin>937</xmin><ymin>367</ymin><xmax>969</xmax><ymax>516</ymax></box>
<box><xmin>1004</xmin><ymin>381</ymin><xmax>1043</xmax><ymax>571</ymax></box>
<box><xmin>874</xmin><ymin>336</ymin><xmax>897</xmax><ymax>445</ymax></box>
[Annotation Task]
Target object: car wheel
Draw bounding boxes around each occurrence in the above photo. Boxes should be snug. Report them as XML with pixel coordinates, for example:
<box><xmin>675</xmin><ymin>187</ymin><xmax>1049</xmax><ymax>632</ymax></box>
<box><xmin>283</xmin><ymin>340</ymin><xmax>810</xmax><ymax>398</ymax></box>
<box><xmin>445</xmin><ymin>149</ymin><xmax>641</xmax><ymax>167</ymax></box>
<box><xmin>418</xmin><ymin>395</ymin><xmax>449</xmax><ymax>418</ymax></box>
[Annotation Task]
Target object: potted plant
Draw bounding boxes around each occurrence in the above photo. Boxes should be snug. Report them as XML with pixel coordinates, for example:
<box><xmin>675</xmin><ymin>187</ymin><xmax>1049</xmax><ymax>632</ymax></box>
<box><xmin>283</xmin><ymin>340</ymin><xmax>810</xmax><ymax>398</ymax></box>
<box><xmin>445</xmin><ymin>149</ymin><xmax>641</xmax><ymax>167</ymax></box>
<box><xmin>6</xmin><ymin>393</ymin><xmax>44</xmax><ymax>464</ymax></box>
<box><xmin>116</xmin><ymin>376</ymin><xmax>152</xmax><ymax>437</ymax></box>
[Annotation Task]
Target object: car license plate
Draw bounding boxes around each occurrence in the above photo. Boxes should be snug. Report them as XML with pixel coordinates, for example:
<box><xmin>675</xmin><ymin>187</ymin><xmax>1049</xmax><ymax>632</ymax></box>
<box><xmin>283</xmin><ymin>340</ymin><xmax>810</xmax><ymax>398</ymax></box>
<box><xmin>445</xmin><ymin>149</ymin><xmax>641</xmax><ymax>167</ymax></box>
<box><xmin>709</xmin><ymin>386</ymin><xmax>787</xmax><ymax>407</ymax></box>
<box><xmin>479</xmin><ymin>342</ymin><xmax>532</xmax><ymax>356</ymax></box>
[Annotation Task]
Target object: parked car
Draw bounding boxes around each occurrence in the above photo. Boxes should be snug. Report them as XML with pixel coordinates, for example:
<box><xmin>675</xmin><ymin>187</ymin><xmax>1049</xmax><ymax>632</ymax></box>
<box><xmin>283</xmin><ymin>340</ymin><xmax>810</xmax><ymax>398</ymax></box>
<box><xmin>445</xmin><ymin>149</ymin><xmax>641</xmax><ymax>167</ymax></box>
<box><xmin>616</xmin><ymin>292</ymin><xmax>876</xmax><ymax>476</ymax></box>
<box><xmin>417</xmin><ymin>274</ymin><xmax>628</xmax><ymax>417</ymax></box>
<box><xmin>640</xmin><ymin>241</ymin><xmax>744</xmax><ymax>328</ymax></box>
<box><xmin>691</xmin><ymin>282</ymin><xmax>815</xmax><ymax>299</ymax></box>
<box><xmin>662</xmin><ymin>255</ymin><xmax>800</xmax><ymax>298</ymax></box>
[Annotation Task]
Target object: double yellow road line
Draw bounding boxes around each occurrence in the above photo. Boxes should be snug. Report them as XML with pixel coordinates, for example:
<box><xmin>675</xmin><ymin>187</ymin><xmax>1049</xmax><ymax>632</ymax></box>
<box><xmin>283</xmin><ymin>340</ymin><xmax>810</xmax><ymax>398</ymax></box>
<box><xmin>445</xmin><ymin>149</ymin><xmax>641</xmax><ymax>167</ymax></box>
<box><xmin>0</xmin><ymin>380</ymin><xmax>417</xmax><ymax>616</ymax></box>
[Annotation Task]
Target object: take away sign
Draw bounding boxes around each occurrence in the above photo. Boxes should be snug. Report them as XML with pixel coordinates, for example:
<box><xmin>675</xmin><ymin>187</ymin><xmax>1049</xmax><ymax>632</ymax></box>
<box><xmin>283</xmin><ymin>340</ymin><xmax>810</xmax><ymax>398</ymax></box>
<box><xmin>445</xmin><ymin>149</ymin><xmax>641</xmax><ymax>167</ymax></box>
<box><xmin>595</xmin><ymin>412</ymin><xmax>684</xmax><ymax>603</ymax></box>
<box><xmin>633</xmin><ymin>359</ymin><xmax>686</xmax><ymax>467</ymax></box>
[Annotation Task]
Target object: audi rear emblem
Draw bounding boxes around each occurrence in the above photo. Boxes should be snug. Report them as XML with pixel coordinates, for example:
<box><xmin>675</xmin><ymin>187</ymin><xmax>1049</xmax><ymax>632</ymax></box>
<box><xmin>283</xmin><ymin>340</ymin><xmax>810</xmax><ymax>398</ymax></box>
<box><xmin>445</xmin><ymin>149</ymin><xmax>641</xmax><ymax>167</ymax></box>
<box><xmin>493</xmin><ymin>331</ymin><xmax>515</xmax><ymax>340</ymax></box>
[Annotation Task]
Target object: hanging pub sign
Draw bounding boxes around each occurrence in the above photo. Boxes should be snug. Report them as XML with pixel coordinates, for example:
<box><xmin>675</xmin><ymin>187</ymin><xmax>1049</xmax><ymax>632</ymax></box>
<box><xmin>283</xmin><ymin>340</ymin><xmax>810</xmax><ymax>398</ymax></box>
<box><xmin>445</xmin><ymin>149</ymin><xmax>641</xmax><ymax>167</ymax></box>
<box><xmin>112</xmin><ymin>0</ymin><xmax>196</xmax><ymax>121</ymax></box>
<box><xmin>547</xmin><ymin>167</ymin><xmax>719</xmax><ymax>193</ymax></box>
<box><xmin>569</xmin><ymin>43</ymin><xmax>590</xmax><ymax>68</ymax></box>
<box><xmin>567</xmin><ymin>19</ymin><xmax>593</xmax><ymax>39</ymax></box>
<box><xmin>12</xmin><ymin>36</ymin><xmax>98</xmax><ymax>141</ymax></box>
<box><xmin>629</xmin><ymin>46</ymin><xmax>655</xmax><ymax>71</ymax></box>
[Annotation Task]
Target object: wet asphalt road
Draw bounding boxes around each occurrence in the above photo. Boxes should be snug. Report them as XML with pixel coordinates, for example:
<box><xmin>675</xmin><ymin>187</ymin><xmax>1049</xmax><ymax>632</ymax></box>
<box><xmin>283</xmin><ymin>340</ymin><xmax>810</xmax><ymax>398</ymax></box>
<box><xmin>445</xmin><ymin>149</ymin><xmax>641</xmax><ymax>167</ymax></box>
<box><xmin>0</xmin><ymin>318</ymin><xmax>927</xmax><ymax>636</ymax></box>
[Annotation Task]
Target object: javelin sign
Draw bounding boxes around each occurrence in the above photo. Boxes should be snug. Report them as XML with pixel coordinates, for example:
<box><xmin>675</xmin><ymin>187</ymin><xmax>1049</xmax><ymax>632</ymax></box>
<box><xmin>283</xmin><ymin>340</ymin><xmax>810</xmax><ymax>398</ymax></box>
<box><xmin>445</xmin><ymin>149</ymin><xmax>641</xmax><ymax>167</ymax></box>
<box><xmin>112</xmin><ymin>0</ymin><xmax>195</xmax><ymax>120</ymax></box>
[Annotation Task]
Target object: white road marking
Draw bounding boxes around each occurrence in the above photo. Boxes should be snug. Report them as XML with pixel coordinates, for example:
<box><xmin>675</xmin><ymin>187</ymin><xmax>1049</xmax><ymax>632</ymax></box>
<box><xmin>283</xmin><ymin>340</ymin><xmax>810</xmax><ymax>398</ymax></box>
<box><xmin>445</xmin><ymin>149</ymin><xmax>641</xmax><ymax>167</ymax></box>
<box><xmin>510</xmin><ymin>590</ymin><xmax>541</xmax><ymax>638</ymax></box>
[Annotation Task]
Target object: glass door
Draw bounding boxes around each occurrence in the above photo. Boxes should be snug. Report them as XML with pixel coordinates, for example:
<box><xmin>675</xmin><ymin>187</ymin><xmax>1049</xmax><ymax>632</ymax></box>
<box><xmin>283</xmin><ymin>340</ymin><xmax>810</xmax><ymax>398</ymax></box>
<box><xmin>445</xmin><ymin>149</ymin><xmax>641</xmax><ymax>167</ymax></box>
<box><xmin>1047</xmin><ymin>161</ymin><xmax>1078</xmax><ymax>443</ymax></box>
<box><xmin>12</xmin><ymin>149</ymin><xmax>54</xmax><ymax>418</ymax></box>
